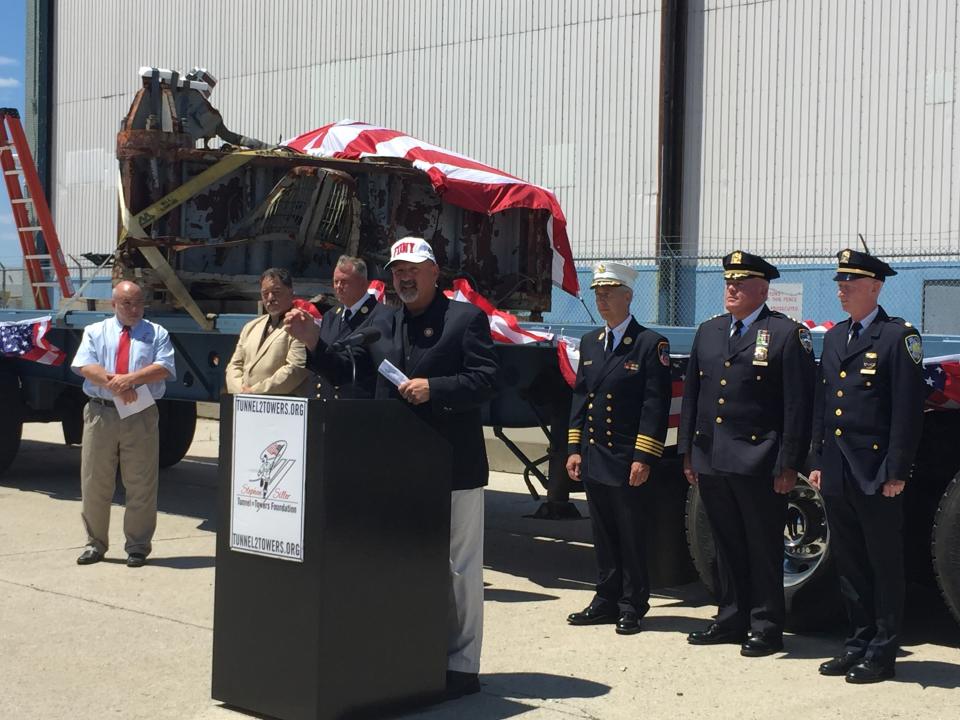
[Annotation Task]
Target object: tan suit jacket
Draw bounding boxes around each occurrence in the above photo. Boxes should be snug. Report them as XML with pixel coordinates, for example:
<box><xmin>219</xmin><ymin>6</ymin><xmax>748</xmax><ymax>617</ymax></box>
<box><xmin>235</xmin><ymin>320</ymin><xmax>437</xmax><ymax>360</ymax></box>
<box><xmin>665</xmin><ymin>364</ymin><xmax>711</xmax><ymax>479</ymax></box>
<box><xmin>225</xmin><ymin>314</ymin><xmax>313</xmax><ymax>396</ymax></box>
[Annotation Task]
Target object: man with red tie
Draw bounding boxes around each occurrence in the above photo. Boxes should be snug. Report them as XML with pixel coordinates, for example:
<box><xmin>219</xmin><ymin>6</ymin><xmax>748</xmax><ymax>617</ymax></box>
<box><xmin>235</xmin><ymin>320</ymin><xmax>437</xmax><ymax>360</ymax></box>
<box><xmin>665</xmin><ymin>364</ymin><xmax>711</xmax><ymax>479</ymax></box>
<box><xmin>71</xmin><ymin>281</ymin><xmax>176</xmax><ymax>567</ymax></box>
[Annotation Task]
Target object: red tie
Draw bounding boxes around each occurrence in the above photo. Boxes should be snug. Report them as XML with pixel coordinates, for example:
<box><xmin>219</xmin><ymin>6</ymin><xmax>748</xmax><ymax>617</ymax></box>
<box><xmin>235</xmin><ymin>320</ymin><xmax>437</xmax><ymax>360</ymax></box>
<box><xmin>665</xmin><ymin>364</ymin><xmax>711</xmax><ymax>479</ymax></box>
<box><xmin>116</xmin><ymin>326</ymin><xmax>131</xmax><ymax>375</ymax></box>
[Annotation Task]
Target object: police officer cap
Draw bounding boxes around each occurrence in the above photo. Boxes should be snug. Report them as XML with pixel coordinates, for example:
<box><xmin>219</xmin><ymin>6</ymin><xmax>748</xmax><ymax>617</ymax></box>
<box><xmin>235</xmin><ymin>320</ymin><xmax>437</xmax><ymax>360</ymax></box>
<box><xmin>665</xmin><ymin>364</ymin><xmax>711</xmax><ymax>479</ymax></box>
<box><xmin>590</xmin><ymin>261</ymin><xmax>638</xmax><ymax>289</ymax></box>
<box><xmin>722</xmin><ymin>250</ymin><xmax>780</xmax><ymax>280</ymax></box>
<box><xmin>833</xmin><ymin>248</ymin><xmax>897</xmax><ymax>281</ymax></box>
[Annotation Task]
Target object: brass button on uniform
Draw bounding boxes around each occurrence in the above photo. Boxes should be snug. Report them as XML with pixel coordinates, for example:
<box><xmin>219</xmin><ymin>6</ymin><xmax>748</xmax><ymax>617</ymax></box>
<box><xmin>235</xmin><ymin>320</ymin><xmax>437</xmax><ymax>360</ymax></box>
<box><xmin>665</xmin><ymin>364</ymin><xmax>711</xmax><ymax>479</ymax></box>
<box><xmin>835</xmin><ymin>428</ymin><xmax>843</xmax><ymax>436</ymax></box>
<box><xmin>589</xmin><ymin>438</ymin><xmax>595</xmax><ymax>444</ymax></box>
<box><xmin>724</xmin><ymin>361</ymin><xmax>731</xmax><ymax>367</ymax></box>
<box><xmin>607</xmin><ymin>442</ymin><xmax>613</xmax><ymax>448</ymax></box>
<box><xmin>866</xmin><ymin>381</ymin><xmax>872</xmax><ymax>387</ymax></box>
<box><xmin>873</xmin><ymin>444</ymin><xmax>879</xmax><ymax>450</ymax></box>
<box><xmin>718</xmin><ymin>398</ymin><xmax>725</xmax><ymax>405</ymax></box>
<box><xmin>716</xmin><ymin>416</ymin><xmax>723</xmax><ymax>424</ymax></box>
<box><xmin>589</xmin><ymin>393</ymin><xmax>595</xmax><ymax>398</ymax></box>
<box><xmin>751</xmin><ymin>435</ymin><xmax>757</xmax><ymax>441</ymax></box>
<box><xmin>606</xmin><ymin>418</ymin><xmax>612</xmax><ymax>424</ymax></box>
<box><xmin>606</xmin><ymin>394</ymin><xmax>613</xmax><ymax>400</ymax></box>
<box><xmin>588</xmin><ymin>415</ymin><xmax>593</xmax><ymax>421</ymax></box>
<box><xmin>606</xmin><ymin>406</ymin><xmax>612</xmax><ymax>411</ymax></box>
<box><xmin>756</xmin><ymin>375</ymin><xmax>762</xmax><ymax>381</ymax></box>
<box><xmin>836</xmin><ymin>390</ymin><xmax>843</xmax><ymax>398</ymax></box>
<box><xmin>720</xmin><ymin>379</ymin><xmax>727</xmax><ymax>386</ymax></box>
<box><xmin>840</xmin><ymin>371</ymin><xmax>847</xmax><ymax>378</ymax></box>
<box><xmin>606</xmin><ymin>431</ymin><xmax>612</xmax><ymax>436</ymax></box>
<box><xmin>699</xmin><ymin>370</ymin><xmax>704</xmax><ymax>377</ymax></box>
<box><xmin>835</xmin><ymin>408</ymin><xmax>842</xmax><ymax>416</ymax></box>
<box><xmin>589</xmin><ymin>427</ymin><xmax>595</xmax><ymax>433</ymax></box>
<box><xmin>588</xmin><ymin>403</ymin><xmax>593</xmax><ymax>409</ymax></box>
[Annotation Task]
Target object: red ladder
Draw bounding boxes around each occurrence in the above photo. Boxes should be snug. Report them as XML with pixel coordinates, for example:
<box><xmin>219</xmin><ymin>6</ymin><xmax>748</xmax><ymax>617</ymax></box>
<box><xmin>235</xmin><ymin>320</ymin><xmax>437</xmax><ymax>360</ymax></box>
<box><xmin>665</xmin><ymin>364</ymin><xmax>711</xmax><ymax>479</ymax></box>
<box><xmin>0</xmin><ymin>108</ymin><xmax>73</xmax><ymax>309</ymax></box>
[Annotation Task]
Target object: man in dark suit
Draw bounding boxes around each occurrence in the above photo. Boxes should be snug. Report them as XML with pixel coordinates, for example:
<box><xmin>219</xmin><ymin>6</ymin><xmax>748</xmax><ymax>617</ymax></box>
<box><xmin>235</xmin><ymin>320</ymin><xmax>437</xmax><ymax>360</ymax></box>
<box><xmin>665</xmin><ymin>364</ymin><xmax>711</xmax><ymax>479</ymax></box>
<box><xmin>285</xmin><ymin>237</ymin><xmax>499</xmax><ymax>701</ymax></box>
<box><xmin>679</xmin><ymin>250</ymin><xmax>816</xmax><ymax>657</ymax></box>
<box><xmin>808</xmin><ymin>249</ymin><xmax>925</xmax><ymax>684</ymax></box>
<box><xmin>565</xmin><ymin>262</ymin><xmax>672</xmax><ymax>635</ymax></box>
<box><xmin>313</xmin><ymin>255</ymin><xmax>392</xmax><ymax>398</ymax></box>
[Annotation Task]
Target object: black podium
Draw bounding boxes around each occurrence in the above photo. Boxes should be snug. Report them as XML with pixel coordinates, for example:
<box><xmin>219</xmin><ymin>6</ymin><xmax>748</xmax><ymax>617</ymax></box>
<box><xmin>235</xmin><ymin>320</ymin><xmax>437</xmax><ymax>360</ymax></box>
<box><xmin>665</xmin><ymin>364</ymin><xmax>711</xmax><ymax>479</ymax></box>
<box><xmin>212</xmin><ymin>399</ymin><xmax>452</xmax><ymax>720</ymax></box>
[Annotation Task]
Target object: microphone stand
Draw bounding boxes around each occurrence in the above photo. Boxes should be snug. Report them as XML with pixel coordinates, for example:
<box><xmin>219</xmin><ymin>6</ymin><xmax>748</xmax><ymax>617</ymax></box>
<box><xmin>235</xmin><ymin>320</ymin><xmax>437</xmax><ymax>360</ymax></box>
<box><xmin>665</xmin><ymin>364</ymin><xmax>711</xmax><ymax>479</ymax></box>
<box><xmin>346</xmin><ymin>345</ymin><xmax>357</xmax><ymax>389</ymax></box>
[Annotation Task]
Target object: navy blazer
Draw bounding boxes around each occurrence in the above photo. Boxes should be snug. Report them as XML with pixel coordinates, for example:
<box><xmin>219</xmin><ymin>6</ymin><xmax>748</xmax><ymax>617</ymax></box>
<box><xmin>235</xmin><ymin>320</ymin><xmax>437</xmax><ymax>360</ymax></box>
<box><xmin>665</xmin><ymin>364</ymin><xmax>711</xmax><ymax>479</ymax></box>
<box><xmin>678</xmin><ymin>305</ymin><xmax>816</xmax><ymax>478</ymax></box>
<box><xmin>811</xmin><ymin>307</ymin><xmax>925</xmax><ymax>495</ymax></box>
<box><xmin>566</xmin><ymin>318</ymin><xmax>672</xmax><ymax>487</ymax></box>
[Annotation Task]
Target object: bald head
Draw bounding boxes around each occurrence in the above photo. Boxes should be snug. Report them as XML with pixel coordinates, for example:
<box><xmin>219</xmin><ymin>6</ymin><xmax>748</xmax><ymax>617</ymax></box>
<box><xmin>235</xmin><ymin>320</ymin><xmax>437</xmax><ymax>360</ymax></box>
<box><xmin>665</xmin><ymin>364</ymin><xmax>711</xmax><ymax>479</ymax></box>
<box><xmin>112</xmin><ymin>281</ymin><xmax>145</xmax><ymax>326</ymax></box>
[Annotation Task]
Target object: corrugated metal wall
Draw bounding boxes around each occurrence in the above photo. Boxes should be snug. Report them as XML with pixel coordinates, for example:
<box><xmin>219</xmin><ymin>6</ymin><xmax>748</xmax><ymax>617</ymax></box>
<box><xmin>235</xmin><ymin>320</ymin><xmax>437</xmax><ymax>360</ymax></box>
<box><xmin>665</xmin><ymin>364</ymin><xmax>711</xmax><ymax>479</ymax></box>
<box><xmin>683</xmin><ymin>0</ymin><xmax>960</xmax><ymax>262</ymax></box>
<box><xmin>49</xmin><ymin>0</ymin><xmax>664</xmax><ymax>262</ymax></box>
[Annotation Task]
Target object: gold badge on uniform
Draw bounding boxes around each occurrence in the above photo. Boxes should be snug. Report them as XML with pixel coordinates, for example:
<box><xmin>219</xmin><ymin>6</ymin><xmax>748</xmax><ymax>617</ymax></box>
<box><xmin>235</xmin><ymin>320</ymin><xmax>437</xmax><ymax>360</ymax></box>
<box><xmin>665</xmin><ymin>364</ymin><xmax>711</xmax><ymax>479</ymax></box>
<box><xmin>732</xmin><ymin>251</ymin><xmax>742</xmax><ymax>265</ymax></box>
<box><xmin>597</xmin><ymin>263</ymin><xmax>606</xmax><ymax>273</ymax></box>
<box><xmin>861</xmin><ymin>351</ymin><xmax>877</xmax><ymax>375</ymax></box>
<box><xmin>753</xmin><ymin>329</ymin><xmax>770</xmax><ymax>366</ymax></box>
<box><xmin>841</xmin><ymin>249</ymin><xmax>851</xmax><ymax>263</ymax></box>
<box><xmin>623</xmin><ymin>336</ymin><xmax>633</xmax><ymax>345</ymax></box>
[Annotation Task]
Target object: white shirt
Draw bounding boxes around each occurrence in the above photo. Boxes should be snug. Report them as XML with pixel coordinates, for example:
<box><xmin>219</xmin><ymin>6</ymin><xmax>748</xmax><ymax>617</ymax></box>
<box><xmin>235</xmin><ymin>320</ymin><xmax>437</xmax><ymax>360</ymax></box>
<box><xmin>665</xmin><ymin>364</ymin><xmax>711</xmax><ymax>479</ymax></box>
<box><xmin>730</xmin><ymin>304</ymin><xmax>765</xmax><ymax>336</ymax></box>
<box><xmin>604</xmin><ymin>315</ymin><xmax>633</xmax><ymax>351</ymax></box>
<box><xmin>344</xmin><ymin>294</ymin><xmax>370</xmax><ymax>320</ymax></box>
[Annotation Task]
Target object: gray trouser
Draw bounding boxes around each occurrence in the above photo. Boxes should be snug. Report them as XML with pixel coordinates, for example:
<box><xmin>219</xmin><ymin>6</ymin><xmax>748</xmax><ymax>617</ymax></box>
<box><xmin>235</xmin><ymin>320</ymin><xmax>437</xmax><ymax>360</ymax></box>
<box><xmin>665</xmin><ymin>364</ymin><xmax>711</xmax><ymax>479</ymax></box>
<box><xmin>448</xmin><ymin>487</ymin><xmax>484</xmax><ymax>673</ymax></box>
<box><xmin>80</xmin><ymin>401</ymin><xmax>160</xmax><ymax>556</ymax></box>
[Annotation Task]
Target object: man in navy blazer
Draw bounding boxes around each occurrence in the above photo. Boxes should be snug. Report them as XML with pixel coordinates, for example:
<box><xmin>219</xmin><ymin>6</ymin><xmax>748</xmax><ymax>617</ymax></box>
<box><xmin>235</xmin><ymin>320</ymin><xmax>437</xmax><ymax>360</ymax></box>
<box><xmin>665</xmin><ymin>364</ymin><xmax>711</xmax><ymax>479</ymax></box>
<box><xmin>808</xmin><ymin>249</ymin><xmax>925</xmax><ymax>684</ymax></box>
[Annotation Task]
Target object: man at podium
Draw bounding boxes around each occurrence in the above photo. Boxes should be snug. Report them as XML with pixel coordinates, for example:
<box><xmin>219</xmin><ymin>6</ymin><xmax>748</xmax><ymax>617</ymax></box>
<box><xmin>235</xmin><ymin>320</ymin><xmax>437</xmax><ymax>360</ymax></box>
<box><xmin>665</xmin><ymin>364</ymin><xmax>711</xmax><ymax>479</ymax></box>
<box><xmin>284</xmin><ymin>237</ymin><xmax>500</xmax><ymax>701</ymax></box>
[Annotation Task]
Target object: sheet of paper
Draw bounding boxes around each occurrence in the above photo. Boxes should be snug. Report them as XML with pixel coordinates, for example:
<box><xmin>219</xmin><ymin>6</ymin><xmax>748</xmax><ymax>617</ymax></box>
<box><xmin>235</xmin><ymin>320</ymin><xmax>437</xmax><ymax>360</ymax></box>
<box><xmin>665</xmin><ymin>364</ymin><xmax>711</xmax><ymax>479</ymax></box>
<box><xmin>378</xmin><ymin>358</ymin><xmax>410</xmax><ymax>388</ymax></box>
<box><xmin>114</xmin><ymin>384</ymin><xmax>156</xmax><ymax>419</ymax></box>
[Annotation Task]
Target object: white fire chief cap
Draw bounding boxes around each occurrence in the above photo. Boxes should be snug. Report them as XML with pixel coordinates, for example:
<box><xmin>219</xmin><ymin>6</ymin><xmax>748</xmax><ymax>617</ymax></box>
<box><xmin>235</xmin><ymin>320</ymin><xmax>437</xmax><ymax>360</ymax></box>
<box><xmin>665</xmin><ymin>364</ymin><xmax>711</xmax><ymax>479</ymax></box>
<box><xmin>385</xmin><ymin>237</ymin><xmax>436</xmax><ymax>267</ymax></box>
<box><xmin>590</xmin><ymin>261</ymin><xmax>638</xmax><ymax>289</ymax></box>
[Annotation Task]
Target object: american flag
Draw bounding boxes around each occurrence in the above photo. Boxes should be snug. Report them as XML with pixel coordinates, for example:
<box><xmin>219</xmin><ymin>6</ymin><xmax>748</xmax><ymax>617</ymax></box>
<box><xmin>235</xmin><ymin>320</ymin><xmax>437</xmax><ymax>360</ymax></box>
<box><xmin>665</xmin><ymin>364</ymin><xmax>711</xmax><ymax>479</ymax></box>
<box><xmin>0</xmin><ymin>316</ymin><xmax>66</xmax><ymax>366</ymax></box>
<box><xmin>923</xmin><ymin>355</ymin><xmax>960</xmax><ymax>410</ymax></box>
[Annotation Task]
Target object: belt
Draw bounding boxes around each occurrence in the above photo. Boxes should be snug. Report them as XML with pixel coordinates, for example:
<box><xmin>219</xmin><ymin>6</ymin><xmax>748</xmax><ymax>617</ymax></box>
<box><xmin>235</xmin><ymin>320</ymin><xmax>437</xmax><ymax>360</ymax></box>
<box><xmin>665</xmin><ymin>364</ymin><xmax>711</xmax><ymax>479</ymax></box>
<box><xmin>88</xmin><ymin>397</ymin><xmax>116</xmax><ymax>407</ymax></box>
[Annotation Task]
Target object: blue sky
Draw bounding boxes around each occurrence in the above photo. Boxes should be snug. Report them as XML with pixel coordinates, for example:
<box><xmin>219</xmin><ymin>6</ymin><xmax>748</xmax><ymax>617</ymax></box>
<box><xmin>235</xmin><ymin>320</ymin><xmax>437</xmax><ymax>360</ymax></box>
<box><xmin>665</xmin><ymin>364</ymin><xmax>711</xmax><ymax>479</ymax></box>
<box><xmin>0</xmin><ymin>0</ymin><xmax>27</xmax><ymax>265</ymax></box>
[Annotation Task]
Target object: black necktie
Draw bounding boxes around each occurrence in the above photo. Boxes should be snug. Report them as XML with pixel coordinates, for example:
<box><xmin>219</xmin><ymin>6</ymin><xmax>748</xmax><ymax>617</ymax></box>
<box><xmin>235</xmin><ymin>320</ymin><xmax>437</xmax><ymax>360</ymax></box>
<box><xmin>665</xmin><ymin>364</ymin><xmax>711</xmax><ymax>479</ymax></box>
<box><xmin>728</xmin><ymin>319</ymin><xmax>743</xmax><ymax>353</ymax></box>
<box><xmin>341</xmin><ymin>308</ymin><xmax>352</xmax><ymax>328</ymax></box>
<box><xmin>604</xmin><ymin>331</ymin><xmax>614</xmax><ymax>357</ymax></box>
<box><xmin>848</xmin><ymin>321</ymin><xmax>862</xmax><ymax>346</ymax></box>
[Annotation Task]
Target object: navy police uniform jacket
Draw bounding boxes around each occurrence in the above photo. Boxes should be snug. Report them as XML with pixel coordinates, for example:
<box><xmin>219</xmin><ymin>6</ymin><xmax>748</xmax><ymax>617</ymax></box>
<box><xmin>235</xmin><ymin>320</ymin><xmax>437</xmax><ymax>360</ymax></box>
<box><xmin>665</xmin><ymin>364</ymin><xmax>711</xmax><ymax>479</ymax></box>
<box><xmin>678</xmin><ymin>306</ymin><xmax>816</xmax><ymax>477</ymax></box>
<box><xmin>567</xmin><ymin>318</ymin><xmax>672</xmax><ymax>486</ymax></box>
<box><xmin>811</xmin><ymin>308</ymin><xmax>925</xmax><ymax>495</ymax></box>
<box><xmin>374</xmin><ymin>292</ymin><xmax>500</xmax><ymax>491</ymax></box>
<box><xmin>310</xmin><ymin>294</ymin><xmax>393</xmax><ymax>398</ymax></box>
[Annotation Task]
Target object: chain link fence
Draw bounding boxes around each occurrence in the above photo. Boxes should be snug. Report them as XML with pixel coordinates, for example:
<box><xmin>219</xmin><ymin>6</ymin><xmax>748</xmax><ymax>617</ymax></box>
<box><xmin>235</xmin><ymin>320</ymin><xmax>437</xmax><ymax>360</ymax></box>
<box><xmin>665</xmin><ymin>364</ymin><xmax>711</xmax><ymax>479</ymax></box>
<box><xmin>542</xmin><ymin>252</ymin><xmax>960</xmax><ymax>335</ymax></box>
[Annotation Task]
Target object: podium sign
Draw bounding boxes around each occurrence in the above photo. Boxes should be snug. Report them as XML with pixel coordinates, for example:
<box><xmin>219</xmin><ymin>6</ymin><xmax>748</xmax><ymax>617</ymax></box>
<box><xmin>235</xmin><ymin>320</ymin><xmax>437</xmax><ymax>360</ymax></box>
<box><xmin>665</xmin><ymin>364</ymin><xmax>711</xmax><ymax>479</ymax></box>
<box><xmin>230</xmin><ymin>395</ymin><xmax>308</xmax><ymax>562</ymax></box>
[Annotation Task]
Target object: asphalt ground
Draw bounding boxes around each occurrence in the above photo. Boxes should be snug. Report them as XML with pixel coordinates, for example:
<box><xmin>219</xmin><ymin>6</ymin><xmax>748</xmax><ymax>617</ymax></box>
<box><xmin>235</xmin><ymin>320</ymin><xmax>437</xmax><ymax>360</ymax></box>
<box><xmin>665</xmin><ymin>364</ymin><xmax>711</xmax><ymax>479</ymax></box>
<box><xmin>1</xmin><ymin>419</ymin><xmax>959</xmax><ymax>720</ymax></box>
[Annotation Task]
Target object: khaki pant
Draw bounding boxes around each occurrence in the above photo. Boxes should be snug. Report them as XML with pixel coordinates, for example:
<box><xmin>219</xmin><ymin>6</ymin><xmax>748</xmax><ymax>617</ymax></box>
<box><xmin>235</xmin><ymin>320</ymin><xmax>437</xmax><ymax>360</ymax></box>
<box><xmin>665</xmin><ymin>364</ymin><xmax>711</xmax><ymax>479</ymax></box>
<box><xmin>80</xmin><ymin>401</ymin><xmax>160</xmax><ymax>556</ymax></box>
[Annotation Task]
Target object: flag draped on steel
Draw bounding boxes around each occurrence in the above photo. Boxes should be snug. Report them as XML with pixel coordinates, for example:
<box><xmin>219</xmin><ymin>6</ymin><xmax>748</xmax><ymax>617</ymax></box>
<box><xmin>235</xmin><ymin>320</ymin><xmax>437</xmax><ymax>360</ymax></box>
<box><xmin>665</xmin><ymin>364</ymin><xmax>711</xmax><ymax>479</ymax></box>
<box><xmin>923</xmin><ymin>355</ymin><xmax>960</xmax><ymax>410</ymax></box>
<box><xmin>0</xmin><ymin>315</ymin><xmax>66</xmax><ymax>366</ymax></box>
<box><xmin>285</xmin><ymin>121</ymin><xmax>579</xmax><ymax>296</ymax></box>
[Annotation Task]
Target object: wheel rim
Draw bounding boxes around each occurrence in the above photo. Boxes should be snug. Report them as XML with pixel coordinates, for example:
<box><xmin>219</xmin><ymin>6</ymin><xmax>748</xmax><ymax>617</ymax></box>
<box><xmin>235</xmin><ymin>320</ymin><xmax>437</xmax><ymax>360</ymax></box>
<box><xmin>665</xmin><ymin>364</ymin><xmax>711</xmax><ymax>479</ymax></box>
<box><xmin>783</xmin><ymin>476</ymin><xmax>830</xmax><ymax>588</ymax></box>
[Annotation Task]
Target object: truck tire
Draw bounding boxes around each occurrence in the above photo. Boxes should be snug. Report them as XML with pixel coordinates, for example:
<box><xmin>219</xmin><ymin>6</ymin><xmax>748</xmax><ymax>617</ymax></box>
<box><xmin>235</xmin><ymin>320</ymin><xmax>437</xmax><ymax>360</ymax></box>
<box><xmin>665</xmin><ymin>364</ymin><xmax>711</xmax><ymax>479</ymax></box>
<box><xmin>157</xmin><ymin>399</ymin><xmax>197</xmax><ymax>468</ymax></box>
<box><xmin>0</xmin><ymin>369</ymin><xmax>23</xmax><ymax>475</ymax></box>
<box><xmin>932</xmin><ymin>475</ymin><xmax>960</xmax><ymax>626</ymax></box>
<box><xmin>685</xmin><ymin>476</ymin><xmax>842</xmax><ymax>631</ymax></box>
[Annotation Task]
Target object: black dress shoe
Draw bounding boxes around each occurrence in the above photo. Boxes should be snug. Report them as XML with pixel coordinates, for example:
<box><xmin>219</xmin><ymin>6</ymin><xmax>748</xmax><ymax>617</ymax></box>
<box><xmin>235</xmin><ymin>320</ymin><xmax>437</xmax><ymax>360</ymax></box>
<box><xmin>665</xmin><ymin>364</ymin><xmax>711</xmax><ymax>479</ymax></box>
<box><xmin>444</xmin><ymin>670</ymin><xmax>481</xmax><ymax>700</ymax></box>
<box><xmin>846</xmin><ymin>659</ymin><xmax>895</xmax><ymax>684</ymax></box>
<box><xmin>126</xmin><ymin>553</ymin><xmax>147</xmax><ymax>568</ymax></box>
<box><xmin>615</xmin><ymin>611</ymin><xmax>642</xmax><ymax>635</ymax></box>
<box><xmin>819</xmin><ymin>652</ymin><xmax>864</xmax><ymax>676</ymax></box>
<box><xmin>740</xmin><ymin>633</ymin><xmax>783</xmax><ymax>657</ymax></box>
<box><xmin>567</xmin><ymin>605</ymin><xmax>618</xmax><ymax>626</ymax></box>
<box><xmin>687</xmin><ymin>623</ymin><xmax>746</xmax><ymax>645</ymax></box>
<box><xmin>76</xmin><ymin>548</ymin><xmax>103</xmax><ymax>565</ymax></box>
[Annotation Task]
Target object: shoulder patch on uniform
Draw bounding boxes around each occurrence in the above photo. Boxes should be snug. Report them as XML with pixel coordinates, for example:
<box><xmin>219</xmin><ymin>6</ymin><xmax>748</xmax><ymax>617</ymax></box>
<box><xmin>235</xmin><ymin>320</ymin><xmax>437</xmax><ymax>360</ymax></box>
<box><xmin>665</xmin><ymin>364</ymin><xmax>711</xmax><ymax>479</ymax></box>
<box><xmin>658</xmin><ymin>340</ymin><xmax>671</xmax><ymax>367</ymax></box>
<box><xmin>905</xmin><ymin>334</ymin><xmax>922</xmax><ymax>365</ymax></box>
<box><xmin>798</xmin><ymin>327</ymin><xmax>813</xmax><ymax>353</ymax></box>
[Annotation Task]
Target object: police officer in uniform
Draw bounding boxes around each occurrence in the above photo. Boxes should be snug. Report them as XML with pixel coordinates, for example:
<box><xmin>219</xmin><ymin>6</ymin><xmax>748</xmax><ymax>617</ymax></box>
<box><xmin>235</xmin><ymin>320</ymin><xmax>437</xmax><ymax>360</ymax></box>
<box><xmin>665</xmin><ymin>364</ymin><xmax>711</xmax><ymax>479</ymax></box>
<box><xmin>565</xmin><ymin>262</ymin><xmax>672</xmax><ymax>635</ymax></box>
<box><xmin>293</xmin><ymin>255</ymin><xmax>392</xmax><ymax>399</ymax></box>
<box><xmin>809</xmin><ymin>249</ymin><xmax>925</xmax><ymax>683</ymax></box>
<box><xmin>679</xmin><ymin>251</ymin><xmax>816</xmax><ymax>656</ymax></box>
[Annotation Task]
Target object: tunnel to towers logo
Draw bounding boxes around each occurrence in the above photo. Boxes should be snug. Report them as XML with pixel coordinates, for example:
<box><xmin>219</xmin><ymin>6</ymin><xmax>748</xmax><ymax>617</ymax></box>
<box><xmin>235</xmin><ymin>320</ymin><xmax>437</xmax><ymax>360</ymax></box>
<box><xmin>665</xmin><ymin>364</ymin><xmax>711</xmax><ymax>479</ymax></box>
<box><xmin>256</xmin><ymin>440</ymin><xmax>294</xmax><ymax>498</ymax></box>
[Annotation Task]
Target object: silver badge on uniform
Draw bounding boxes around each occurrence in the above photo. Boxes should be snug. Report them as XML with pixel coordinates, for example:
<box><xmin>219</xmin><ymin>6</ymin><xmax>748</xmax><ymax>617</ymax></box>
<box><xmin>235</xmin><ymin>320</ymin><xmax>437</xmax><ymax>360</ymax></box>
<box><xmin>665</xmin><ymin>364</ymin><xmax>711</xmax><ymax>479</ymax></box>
<box><xmin>905</xmin><ymin>334</ymin><xmax>923</xmax><ymax>365</ymax></box>
<box><xmin>861</xmin><ymin>351</ymin><xmax>877</xmax><ymax>375</ymax></box>
<box><xmin>424</xmin><ymin>328</ymin><xmax>434</xmax><ymax>338</ymax></box>
<box><xmin>798</xmin><ymin>327</ymin><xmax>813</xmax><ymax>353</ymax></box>
<box><xmin>623</xmin><ymin>336</ymin><xmax>633</xmax><ymax>345</ymax></box>
<box><xmin>361</xmin><ymin>306</ymin><xmax>369</xmax><ymax>314</ymax></box>
<box><xmin>753</xmin><ymin>329</ymin><xmax>770</xmax><ymax>366</ymax></box>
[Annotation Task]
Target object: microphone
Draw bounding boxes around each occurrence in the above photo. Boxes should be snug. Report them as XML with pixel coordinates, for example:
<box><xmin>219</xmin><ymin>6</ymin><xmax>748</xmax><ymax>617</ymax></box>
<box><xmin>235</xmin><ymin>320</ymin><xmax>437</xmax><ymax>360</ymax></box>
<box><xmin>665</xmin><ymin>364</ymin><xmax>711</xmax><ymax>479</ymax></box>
<box><xmin>329</xmin><ymin>326</ymin><xmax>381</xmax><ymax>352</ymax></box>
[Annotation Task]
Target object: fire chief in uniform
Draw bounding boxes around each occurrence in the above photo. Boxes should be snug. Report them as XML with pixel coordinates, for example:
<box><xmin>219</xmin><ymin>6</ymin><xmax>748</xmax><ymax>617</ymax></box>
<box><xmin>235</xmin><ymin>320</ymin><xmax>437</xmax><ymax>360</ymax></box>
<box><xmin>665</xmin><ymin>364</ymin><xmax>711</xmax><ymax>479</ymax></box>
<box><xmin>809</xmin><ymin>250</ymin><xmax>925</xmax><ymax>684</ymax></box>
<box><xmin>565</xmin><ymin>262</ymin><xmax>672</xmax><ymax>635</ymax></box>
<box><xmin>679</xmin><ymin>251</ymin><xmax>815</xmax><ymax>656</ymax></box>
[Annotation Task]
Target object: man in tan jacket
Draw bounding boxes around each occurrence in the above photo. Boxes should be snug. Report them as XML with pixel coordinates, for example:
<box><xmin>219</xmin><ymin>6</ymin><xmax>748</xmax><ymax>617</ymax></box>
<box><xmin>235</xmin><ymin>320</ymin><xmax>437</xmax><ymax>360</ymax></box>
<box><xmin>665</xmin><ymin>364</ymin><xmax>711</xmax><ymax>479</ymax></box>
<box><xmin>225</xmin><ymin>268</ymin><xmax>313</xmax><ymax>396</ymax></box>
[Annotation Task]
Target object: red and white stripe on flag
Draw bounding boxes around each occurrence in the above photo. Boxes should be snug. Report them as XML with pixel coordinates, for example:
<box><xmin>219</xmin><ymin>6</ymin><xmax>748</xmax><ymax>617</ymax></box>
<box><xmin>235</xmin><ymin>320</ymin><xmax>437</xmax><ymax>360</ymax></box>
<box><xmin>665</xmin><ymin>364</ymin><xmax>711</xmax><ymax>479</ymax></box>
<box><xmin>285</xmin><ymin>121</ymin><xmax>579</xmax><ymax>297</ymax></box>
<box><xmin>367</xmin><ymin>280</ymin><xmax>386</xmax><ymax>303</ymax></box>
<box><xmin>445</xmin><ymin>279</ymin><xmax>553</xmax><ymax>346</ymax></box>
<box><xmin>0</xmin><ymin>315</ymin><xmax>66</xmax><ymax>366</ymax></box>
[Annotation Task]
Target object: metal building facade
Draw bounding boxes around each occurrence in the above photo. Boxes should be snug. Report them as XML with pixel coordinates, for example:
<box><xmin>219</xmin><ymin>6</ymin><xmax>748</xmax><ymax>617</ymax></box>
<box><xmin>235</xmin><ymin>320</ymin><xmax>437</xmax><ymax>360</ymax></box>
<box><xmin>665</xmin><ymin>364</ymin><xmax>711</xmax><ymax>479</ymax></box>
<box><xmin>47</xmin><ymin>0</ymin><xmax>665</xmax><ymax>264</ymax></box>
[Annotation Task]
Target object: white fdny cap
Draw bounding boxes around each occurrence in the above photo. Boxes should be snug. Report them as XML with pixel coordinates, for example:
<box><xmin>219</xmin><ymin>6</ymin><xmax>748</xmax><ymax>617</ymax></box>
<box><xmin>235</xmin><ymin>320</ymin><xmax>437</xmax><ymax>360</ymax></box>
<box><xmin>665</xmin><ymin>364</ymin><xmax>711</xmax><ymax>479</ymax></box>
<box><xmin>385</xmin><ymin>237</ymin><xmax>437</xmax><ymax>267</ymax></box>
<box><xmin>590</xmin><ymin>261</ymin><xmax>638</xmax><ymax>289</ymax></box>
